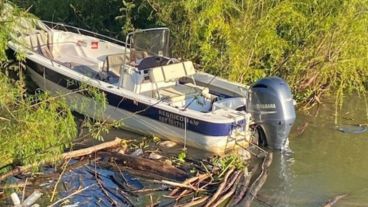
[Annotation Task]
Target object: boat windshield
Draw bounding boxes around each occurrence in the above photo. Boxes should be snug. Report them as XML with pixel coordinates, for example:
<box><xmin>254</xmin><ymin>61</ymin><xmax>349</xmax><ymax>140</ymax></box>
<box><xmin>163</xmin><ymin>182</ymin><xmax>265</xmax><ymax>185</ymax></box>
<box><xmin>127</xmin><ymin>28</ymin><xmax>170</xmax><ymax>57</ymax></box>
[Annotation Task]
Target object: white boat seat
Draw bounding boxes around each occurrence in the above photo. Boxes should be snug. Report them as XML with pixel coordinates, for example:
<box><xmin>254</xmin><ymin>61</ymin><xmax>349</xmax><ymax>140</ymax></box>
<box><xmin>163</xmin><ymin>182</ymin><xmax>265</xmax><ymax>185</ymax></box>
<box><xmin>146</xmin><ymin>61</ymin><xmax>209</xmax><ymax>102</ymax></box>
<box><xmin>149</xmin><ymin>61</ymin><xmax>195</xmax><ymax>83</ymax></box>
<box><xmin>101</xmin><ymin>53</ymin><xmax>129</xmax><ymax>77</ymax></box>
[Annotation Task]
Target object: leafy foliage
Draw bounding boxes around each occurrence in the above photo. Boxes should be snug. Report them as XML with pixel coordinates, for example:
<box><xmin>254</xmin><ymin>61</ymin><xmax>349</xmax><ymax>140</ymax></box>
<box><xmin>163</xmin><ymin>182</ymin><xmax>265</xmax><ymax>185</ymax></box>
<box><xmin>213</xmin><ymin>154</ymin><xmax>246</xmax><ymax>172</ymax></box>
<box><xmin>0</xmin><ymin>2</ymin><xmax>112</xmax><ymax>171</ymax></box>
<box><xmin>0</xmin><ymin>71</ymin><xmax>77</xmax><ymax>170</ymax></box>
<box><xmin>141</xmin><ymin>0</ymin><xmax>368</xmax><ymax>106</ymax></box>
<box><xmin>11</xmin><ymin>0</ymin><xmax>123</xmax><ymax>37</ymax></box>
<box><xmin>11</xmin><ymin>0</ymin><xmax>368</xmax><ymax>107</ymax></box>
<box><xmin>0</xmin><ymin>1</ymin><xmax>37</xmax><ymax>61</ymax></box>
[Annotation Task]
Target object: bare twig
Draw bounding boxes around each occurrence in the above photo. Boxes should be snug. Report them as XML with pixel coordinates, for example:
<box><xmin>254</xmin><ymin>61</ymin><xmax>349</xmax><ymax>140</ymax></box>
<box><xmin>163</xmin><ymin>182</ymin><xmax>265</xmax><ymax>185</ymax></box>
<box><xmin>323</xmin><ymin>194</ymin><xmax>348</xmax><ymax>207</ymax></box>
<box><xmin>50</xmin><ymin>159</ymin><xmax>71</xmax><ymax>202</ymax></box>
<box><xmin>0</xmin><ymin>116</ymin><xmax>10</xmax><ymax>121</ymax></box>
<box><xmin>21</xmin><ymin>178</ymin><xmax>28</xmax><ymax>202</ymax></box>
<box><xmin>169</xmin><ymin>173</ymin><xmax>210</xmax><ymax>197</ymax></box>
<box><xmin>178</xmin><ymin>196</ymin><xmax>209</xmax><ymax>207</ymax></box>
<box><xmin>161</xmin><ymin>180</ymin><xmax>201</xmax><ymax>192</ymax></box>
<box><xmin>176</xmin><ymin>189</ymin><xmax>192</xmax><ymax>201</ymax></box>
<box><xmin>132</xmin><ymin>186</ymin><xmax>168</xmax><ymax>193</ymax></box>
<box><xmin>48</xmin><ymin>184</ymin><xmax>94</xmax><ymax>207</ymax></box>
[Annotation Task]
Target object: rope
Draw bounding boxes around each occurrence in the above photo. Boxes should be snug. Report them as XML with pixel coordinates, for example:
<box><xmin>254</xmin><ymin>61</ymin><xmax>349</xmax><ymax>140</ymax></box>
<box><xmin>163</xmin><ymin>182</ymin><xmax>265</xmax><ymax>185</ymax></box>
<box><xmin>184</xmin><ymin>117</ymin><xmax>187</xmax><ymax>150</ymax></box>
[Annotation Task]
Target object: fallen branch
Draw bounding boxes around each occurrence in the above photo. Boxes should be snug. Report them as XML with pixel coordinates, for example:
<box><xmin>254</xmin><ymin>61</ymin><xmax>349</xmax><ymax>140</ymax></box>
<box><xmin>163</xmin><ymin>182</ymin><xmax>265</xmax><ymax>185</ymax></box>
<box><xmin>204</xmin><ymin>167</ymin><xmax>235</xmax><ymax>207</ymax></box>
<box><xmin>323</xmin><ymin>194</ymin><xmax>348</xmax><ymax>207</ymax></box>
<box><xmin>222</xmin><ymin>170</ymin><xmax>242</xmax><ymax>193</ymax></box>
<box><xmin>100</xmin><ymin>151</ymin><xmax>188</xmax><ymax>181</ymax></box>
<box><xmin>243</xmin><ymin>152</ymin><xmax>273</xmax><ymax>207</ymax></box>
<box><xmin>132</xmin><ymin>186</ymin><xmax>168</xmax><ymax>193</ymax></box>
<box><xmin>161</xmin><ymin>180</ymin><xmax>200</xmax><ymax>192</ymax></box>
<box><xmin>62</xmin><ymin>137</ymin><xmax>122</xmax><ymax>159</ymax></box>
<box><xmin>231</xmin><ymin>167</ymin><xmax>256</xmax><ymax>205</ymax></box>
<box><xmin>179</xmin><ymin>196</ymin><xmax>209</xmax><ymax>207</ymax></box>
<box><xmin>0</xmin><ymin>138</ymin><xmax>122</xmax><ymax>182</ymax></box>
<box><xmin>0</xmin><ymin>165</ymin><xmax>35</xmax><ymax>182</ymax></box>
<box><xmin>212</xmin><ymin>173</ymin><xmax>242</xmax><ymax>207</ymax></box>
<box><xmin>169</xmin><ymin>173</ymin><xmax>210</xmax><ymax>197</ymax></box>
<box><xmin>176</xmin><ymin>189</ymin><xmax>192</xmax><ymax>201</ymax></box>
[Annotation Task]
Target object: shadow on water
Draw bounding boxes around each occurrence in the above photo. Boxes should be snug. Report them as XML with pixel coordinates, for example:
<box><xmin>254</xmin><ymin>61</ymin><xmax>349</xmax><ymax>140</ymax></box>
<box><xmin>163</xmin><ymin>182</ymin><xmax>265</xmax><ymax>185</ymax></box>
<box><xmin>255</xmin><ymin>95</ymin><xmax>368</xmax><ymax>207</ymax></box>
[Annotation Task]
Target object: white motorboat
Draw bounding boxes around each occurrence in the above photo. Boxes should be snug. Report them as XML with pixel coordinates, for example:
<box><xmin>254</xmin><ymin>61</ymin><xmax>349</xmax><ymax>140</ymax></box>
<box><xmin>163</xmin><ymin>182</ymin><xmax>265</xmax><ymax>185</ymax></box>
<box><xmin>8</xmin><ymin>21</ymin><xmax>296</xmax><ymax>154</ymax></box>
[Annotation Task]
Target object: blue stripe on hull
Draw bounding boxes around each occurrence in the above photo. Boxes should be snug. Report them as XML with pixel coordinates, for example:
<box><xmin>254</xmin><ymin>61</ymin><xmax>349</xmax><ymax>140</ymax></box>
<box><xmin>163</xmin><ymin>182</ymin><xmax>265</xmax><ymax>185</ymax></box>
<box><xmin>26</xmin><ymin>58</ymin><xmax>245</xmax><ymax>137</ymax></box>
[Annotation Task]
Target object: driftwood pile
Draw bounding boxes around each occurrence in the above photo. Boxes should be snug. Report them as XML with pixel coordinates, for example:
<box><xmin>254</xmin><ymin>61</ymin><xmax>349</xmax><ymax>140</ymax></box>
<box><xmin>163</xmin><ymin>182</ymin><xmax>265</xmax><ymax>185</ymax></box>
<box><xmin>0</xmin><ymin>137</ymin><xmax>275</xmax><ymax>206</ymax></box>
<box><xmin>160</xmin><ymin>153</ymin><xmax>273</xmax><ymax>207</ymax></box>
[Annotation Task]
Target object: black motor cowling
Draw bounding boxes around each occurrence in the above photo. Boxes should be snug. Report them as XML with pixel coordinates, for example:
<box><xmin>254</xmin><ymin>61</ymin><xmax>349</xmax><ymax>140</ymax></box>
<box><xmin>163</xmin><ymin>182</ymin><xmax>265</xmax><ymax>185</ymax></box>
<box><xmin>247</xmin><ymin>77</ymin><xmax>296</xmax><ymax>149</ymax></box>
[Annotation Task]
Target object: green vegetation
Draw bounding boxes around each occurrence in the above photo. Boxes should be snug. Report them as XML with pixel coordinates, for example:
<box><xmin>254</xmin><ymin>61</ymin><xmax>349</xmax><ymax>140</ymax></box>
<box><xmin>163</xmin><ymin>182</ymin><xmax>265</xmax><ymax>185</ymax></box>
<box><xmin>0</xmin><ymin>70</ymin><xmax>77</xmax><ymax>171</ymax></box>
<box><xmin>12</xmin><ymin>0</ymin><xmax>368</xmax><ymax>107</ymax></box>
<box><xmin>213</xmin><ymin>154</ymin><xmax>246</xmax><ymax>172</ymax></box>
<box><xmin>144</xmin><ymin>0</ymin><xmax>368</xmax><ymax>107</ymax></box>
<box><xmin>11</xmin><ymin>0</ymin><xmax>123</xmax><ymax>38</ymax></box>
<box><xmin>0</xmin><ymin>2</ymin><xmax>115</xmax><ymax>173</ymax></box>
<box><xmin>0</xmin><ymin>2</ymin><xmax>76</xmax><ymax>171</ymax></box>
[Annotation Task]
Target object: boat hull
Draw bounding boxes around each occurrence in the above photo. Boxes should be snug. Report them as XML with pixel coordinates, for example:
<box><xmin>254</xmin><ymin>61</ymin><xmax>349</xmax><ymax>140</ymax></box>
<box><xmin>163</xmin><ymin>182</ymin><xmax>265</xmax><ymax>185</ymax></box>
<box><xmin>26</xmin><ymin>65</ymin><xmax>241</xmax><ymax>154</ymax></box>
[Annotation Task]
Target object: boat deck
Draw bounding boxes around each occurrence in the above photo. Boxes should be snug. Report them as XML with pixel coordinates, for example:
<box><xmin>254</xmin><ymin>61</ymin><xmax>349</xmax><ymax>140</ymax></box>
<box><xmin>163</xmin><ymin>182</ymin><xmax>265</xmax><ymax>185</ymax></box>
<box><xmin>22</xmin><ymin>30</ymin><xmax>232</xmax><ymax>114</ymax></box>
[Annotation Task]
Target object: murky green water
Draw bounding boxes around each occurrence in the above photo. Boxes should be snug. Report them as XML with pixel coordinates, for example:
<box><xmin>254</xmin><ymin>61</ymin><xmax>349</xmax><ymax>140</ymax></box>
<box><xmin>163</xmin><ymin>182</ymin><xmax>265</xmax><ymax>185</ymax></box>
<box><xmin>255</xmin><ymin>96</ymin><xmax>368</xmax><ymax>207</ymax></box>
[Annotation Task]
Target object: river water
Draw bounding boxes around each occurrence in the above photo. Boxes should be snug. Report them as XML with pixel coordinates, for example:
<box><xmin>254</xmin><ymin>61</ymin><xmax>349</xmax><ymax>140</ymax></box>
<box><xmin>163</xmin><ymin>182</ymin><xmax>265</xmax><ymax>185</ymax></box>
<box><xmin>255</xmin><ymin>96</ymin><xmax>368</xmax><ymax>207</ymax></box>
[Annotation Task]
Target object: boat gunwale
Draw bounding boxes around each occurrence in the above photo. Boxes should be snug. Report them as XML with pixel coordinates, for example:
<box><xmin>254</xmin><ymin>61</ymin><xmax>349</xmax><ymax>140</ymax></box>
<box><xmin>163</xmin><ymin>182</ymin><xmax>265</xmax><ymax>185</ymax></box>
<box><xmin>42</xmin><ymin>20</ymin><xmax>128</xmax><ymax>47</ymax></box>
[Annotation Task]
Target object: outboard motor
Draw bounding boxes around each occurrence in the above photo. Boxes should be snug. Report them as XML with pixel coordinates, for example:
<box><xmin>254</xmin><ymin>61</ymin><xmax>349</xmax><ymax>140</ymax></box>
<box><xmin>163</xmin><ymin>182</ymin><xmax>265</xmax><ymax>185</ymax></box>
<box><xmin>247</xmin><ymin>77</ymin><xmax>296</xmax><ymax>149</ymax></box>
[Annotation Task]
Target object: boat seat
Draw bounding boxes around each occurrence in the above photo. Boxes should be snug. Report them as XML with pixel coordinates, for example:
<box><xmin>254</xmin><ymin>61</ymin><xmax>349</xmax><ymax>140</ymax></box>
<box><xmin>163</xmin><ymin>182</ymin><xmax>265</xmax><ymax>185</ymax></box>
<box><xmin>157</xmin><ymin>83</ymin><xmax>209</xmax><ymax>103</ymax></box>
<box><xmin>101</xmin><ymin>53</ymin><xmax>129</xmax><ymax>77</ymax></box>
<box><xmin>149</xmin><ymin>61</ymin><xmax>195</xmax><ymax>83</ymax></box>
<box><xmin>147</xmin><ymin>61</ymin><xmax>207</xmax><ymax>102</ymax></box>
